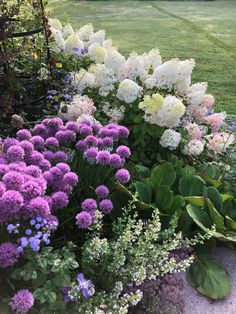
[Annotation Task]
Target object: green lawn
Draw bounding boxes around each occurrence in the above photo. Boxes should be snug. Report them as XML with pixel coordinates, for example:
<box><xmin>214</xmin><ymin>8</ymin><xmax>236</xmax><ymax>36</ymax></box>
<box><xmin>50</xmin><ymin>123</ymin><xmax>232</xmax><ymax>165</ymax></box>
<box><xmin>48</xmin><ymin>0</ymin><xmax>236</xmax><ymax>113</ymax></box>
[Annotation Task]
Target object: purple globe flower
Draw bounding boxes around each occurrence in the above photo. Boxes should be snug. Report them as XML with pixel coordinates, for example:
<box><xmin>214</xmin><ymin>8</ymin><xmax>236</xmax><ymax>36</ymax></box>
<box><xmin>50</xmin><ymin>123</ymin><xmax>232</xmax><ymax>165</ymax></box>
<box><xmin>92</xmin><ymin>123</ymin><xmax>101</xmax><ymax>134</ymax></box>
<box><xmin>21</xmin><ymin>181</ymin><xmax>43</xmax><ymax>200</ymax></box>
<box><xmin>81</xmin><ymin>198</ymin><xmax>97</xmax><ymax>212</ymax></box>
<box><xmin>96</xmin><ymin>151</ymin><xmax>111</xmax><ymax>165</ymax></box>
<box><xmin>56</xmin><ymin>163</ymin><xmax>70</xmax><ymax>174</ymax></box>
<box><xmin>84</xmin><ymin>135</ymin><xmax>98</xmax><ymax>147</ymax></box>
<box><xmin>0</xmin><ymin>182</ymin><xmax>6</xmax><ymax>197</ymax></box>
<box><xmin>3</xmin><ymin>171</ymin><xmax>24</xmax><ymax>190</ymax></box>
<box><xmin>19</xmin><ymin>141</ymin><xmax>34</xmax><ymax>155</ymax></box>
<box><xmin>101</xmin><ymin>137</ymin><xmax>113</xmax><ymax>148</ymax></box>
<box><xmin>76</xmin><ymin>140</ymin><xmax>87</xmax><ymax>152</ymax></box>
<box><xmin>55</xmin><ymin>130</ymin><xmax>76</xmax><ymax>145</ymax></box>
<box><xmin>42</xmin><ymin>150</ymin><xmax>55</xmax><ymax>162</ymax></box>
<box><xmin>115</xmin><ymin>169</ymin><xmax>130</xmax><ymax>184</ymax></box>
<box><xmin>10</xmin><ymin>289</ymin><xmax>34</xmax><ymax>314</ymax></box>
<box><xmin>80</xmin><ymin>125</ymin><xmax>93</xmax><ymax>136</ymax></box>
<box><xmin>27</xmin><ymin>197</ymin><xmax>50</xmax><ymax>217</ymax></box>
<box><xmin>76</xmin><ymin>211</ymin><xmax>92</xmax><ymax>229</ymax></box>
<box><xmin>62</xmin><ymin>172</ymin><xmax>78</xmax><ymax>186</ymax></box>
<box><xmin>84</xmin><ymin>147</ymin><xmax>98</xmax><ymax>162</ymax></box>
<box><xmin>17</xmin><ymin>129</ymin><xmax>32</xmax><ymax>141</ymax></box>
<box><xmin>7</xmin><ymin>145</ymin><xmax>25</xmax><ymax>162</ymax></box>
<box><xmin>39</xmin><ymin>159</ymin><xmax>51</xmax><ymax>171</ymax></box>
<box><xmin>118</xmin><ymin>126</ymin><xmax>129</xmax><ymax>138</ymax></box>
<box><xmin>24</xmin><ymin>165</ymin><xmax>42</xmax><ymax>178</ymax></box>
<box><xmin>3</xmin><ymin>138</ymin><xmax>19</xmax><ymax>153</ymax></box>
<box><xmin>45</xmin><ymin>137</ymin><xmax>59</xmax><ymax>148</ymax></box>
<box><xmin>66</xmin><ymin>121</ymin><xmax>80</xmax><ymax>133</ymax></box>
<box><xmin>99</xmin><ymin>199</ymin><xmax>113</xmax><ymax>214</ymax></box>
<box><xmin>33</xmin><ymin>124</ymin><xmax>48</xmax><ymax>138</ymax></box>
<box><xmin>52</xmin><ymin>191</ymin><xmax>69</xmax><ymax>210</ymax></box>
<box><xmin>0</xmin><ymin>164</ymin><xmax>9</xmax><ymax>178</ymax></box>
<box><xmin>54</xmin><ymin>151</ymin><xmax>68</xmax><ymax>162</ymax></box>
<box><xmin>48</xmin><ymin>117</ymin><xmax>63</xmax><ymax>129</ymax></box>
<box><xmin>30</xmin><ymin>136</ymin><xmax>45</xmax><ymax>150</ymax></box>
<box><xmin>0</xmin><ymin>242</ymin><xmax>19</xmax><ymax>268</ymax></box>
<box><xmin>95</xmin><ymin>185</ymin><xmax>109</xmax><ymax>198</ymax></box>
<box><xmin>109</xmin><ymin>153</ymin><xmax>122</xmax><ymax>168</ymax></box>
<box><xmin>116</xmin><ymin>145</ymin><xmax>131</xmax><ymax>159</ymax></box>
<box><xmin>29</xmin><ymin>151</ymin><xmax>44</xmax><ymax>165</ymax></box>
<box><xmin>1</xmin><ymin>190</ymin><xmax>24</xmax><ymax>215</ymax></box>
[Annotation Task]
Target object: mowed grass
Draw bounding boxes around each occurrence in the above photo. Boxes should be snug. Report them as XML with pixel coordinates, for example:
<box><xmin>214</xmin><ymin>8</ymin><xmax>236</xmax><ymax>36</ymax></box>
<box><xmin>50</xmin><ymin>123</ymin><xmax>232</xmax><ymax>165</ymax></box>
<box><xmin>47</xmin><ymin>0</ymin><xmax>236</xmax><ymax>113</ymax></box>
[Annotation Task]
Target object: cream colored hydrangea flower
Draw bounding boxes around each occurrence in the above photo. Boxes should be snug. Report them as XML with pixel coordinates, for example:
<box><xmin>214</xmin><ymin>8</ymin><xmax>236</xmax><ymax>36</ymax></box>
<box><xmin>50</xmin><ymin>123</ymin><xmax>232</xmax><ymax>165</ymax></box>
<box><xmin>65</xmin><ymin>34</ymin><xmax>84</xmax><ymax>54</ymax></box>
<box><xmin>116</xmin><ymin>79</ymin><xmax>143</xmax><ymax>104</ymax></box>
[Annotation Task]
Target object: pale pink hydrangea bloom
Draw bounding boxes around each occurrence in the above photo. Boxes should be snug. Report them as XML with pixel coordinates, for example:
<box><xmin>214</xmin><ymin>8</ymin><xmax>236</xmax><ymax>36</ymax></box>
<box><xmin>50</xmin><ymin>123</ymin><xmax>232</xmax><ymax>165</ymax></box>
<box><xmin>204</xmin><ymin>112</ymin><xmax>226</xmax><ymax>133</ymax></box>
<box><xmin>202</xmin><ymin>94</ymin><xmax>215</xmax><ymax>109</ymax></box>
<box><xmin>207</xmin><ymin>132</ymin><xmax>234</xmax><ymax>154</ymax></box>
<box><xmin>185</xmin><ymin>123</ymin><xmax>203</xmax><ymax>140</ymax></box>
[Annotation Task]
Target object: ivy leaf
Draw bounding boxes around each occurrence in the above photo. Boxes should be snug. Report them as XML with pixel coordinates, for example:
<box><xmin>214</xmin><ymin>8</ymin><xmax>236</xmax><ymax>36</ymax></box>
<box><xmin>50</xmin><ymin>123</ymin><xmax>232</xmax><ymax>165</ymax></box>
<box><xmin>187</xmin><ymin>255</ymin><xmax>230</xmax><ymax>299</ymax></box>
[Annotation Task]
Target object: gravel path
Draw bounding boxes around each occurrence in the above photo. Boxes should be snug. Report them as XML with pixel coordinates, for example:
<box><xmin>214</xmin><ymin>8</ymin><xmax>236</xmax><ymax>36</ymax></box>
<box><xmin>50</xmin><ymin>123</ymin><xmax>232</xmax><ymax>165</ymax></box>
<box><xmin>180</xmin><ymin>247</ymin><xmax>236</xmax><ymax>314</ymax></box>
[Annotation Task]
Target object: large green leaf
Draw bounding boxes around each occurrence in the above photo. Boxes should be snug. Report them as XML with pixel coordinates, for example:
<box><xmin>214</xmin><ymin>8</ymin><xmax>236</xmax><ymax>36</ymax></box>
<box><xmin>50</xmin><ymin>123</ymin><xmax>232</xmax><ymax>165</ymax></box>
<box><xmin>184</xmin><ymin>196</ymin><xmax>205</xmax><ymax>207</ymax></box>
<box><xmin>134</xmin><ymin>181</ymin><xmax>152</xmax><ymax>204</ymax></box>
<box><xmin>206</xmin><ymin>199</ymin><xmax>225</xmax><ymax>231</ymax></box>
<box><xmin>206</xmin><ymin>187</ymin><xmax>223</xmax><ymax>212</ymax></box>
<box><xmin>155</xmin><ymin>185</ymin><xmax>174</xmax><ymax>210</ymax></box>
<box><xmin>187</xmin><ymin>255</ymin><xmax>230</xmax><ymax>300</ymax></box>
<box><xmin>179</xmin><ymin>175</ymin><xmax>205</xmax><ymax>196</ymax></box>
<box><xmin>168</xmin><ymin>195</ymin><xmax>185</xmax><ymax>215</ymax></box>
<box><xmin>150</xmin><ymin>162</ymin><xmax>176</xmax><ymax>188</ymax></box>
<box><xmin>186</xmin><ymin>204</ymin><xmax>212</xmax><ymax>229</ymax></box>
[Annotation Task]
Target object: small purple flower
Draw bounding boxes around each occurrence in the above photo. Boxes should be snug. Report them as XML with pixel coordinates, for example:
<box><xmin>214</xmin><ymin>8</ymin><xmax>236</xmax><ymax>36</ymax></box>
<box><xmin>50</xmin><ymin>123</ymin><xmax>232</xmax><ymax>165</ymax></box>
<box><xmin>84</xmin><ymin>147</ymin><xmax>98</xmax><ymax>162</ymax></box>
<box><xmin>81</xmin><ymin>198</ymin><xmax>97</xmax><ymax>212</ymax></box>
<box><xmin>76</xmin><ymin>211</ymin><xmax>93</xmax><ymax>229</ymax></box>
<box><xmin>25</xmin><ymin>229</ymin><xmax>32</xmax><ymax>236</ymax></box>
<box><xmin>29</xmin><ymin>237</ymin><xmax>40</xmax><ymax>251</ymax></box>
<box><xmin>46</xmin><ymin>95</ymin><xmax>53</xmax><ymax>101</ymax></box>
<box><xmin>63</xmin><ymin>94</ymin><xmax>72</xmax><ymax>101</ymax></box>
<box><xmin>115</xmin><ymin>169</ymin><xmax>130</xmax><ymax>184</ymax></box>
<box><xmin>16</xmin><ymin>129</ymin><xmax>32</xmax><ymax>141</ymax></box>
<box><xmin>109</xmin><ymin>153</ymin><xmax>122</xmax><ymax>168</ymax></box>
<box><xmin>0</xmin><ymin>242</ymin><xmax>19</xmax><ymax>268</ymax></box>
<box><xmin>77</xmin><ymin>273</ymin><xmax>95</xmax><ymax>298</ymax></box>
<box><xmin>55</xmin><ymin>130</ymin><xmax>76</xmax><ymax>146</ymax></box>
<box><xmin>7</xmin><ymin>145</ymin><xmax>25</xmax><ymax>162</ymax></box>
<box><xmin>20</xmin><ymin>237</ymin><xmax>28</xmax><ymax>248</ymax></box>
<box><xmin>116</xmin><ymin>145</ymin><xmax>131</xmax><ymax>159</ymax></box>
<box><xmin>95</xmin><ymin>185</ymin><xmax>109</xmax><ymax>199</ymax></box>
<box><xmin>10</xmin><ymin>289</ymin><xmax>34</xmax><ymax>314</ymax></box>
<box><xmin>96</xmin><ymin>151</ymin><xmax>111</xmax><ymax>165</ymax></box>
<box><xmin>99</xmin><ymin>199</ymin><xmax>113</xmax><ymax>214</ymax></box>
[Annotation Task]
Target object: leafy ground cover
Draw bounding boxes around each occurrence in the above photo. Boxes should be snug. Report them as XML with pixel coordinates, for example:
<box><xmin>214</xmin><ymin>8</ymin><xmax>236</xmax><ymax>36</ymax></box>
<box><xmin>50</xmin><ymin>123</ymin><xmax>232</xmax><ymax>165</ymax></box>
<box><xmin>47</xmin><ymin>0</ymin><xmax>236</xmax><ymax>113</ymax></box>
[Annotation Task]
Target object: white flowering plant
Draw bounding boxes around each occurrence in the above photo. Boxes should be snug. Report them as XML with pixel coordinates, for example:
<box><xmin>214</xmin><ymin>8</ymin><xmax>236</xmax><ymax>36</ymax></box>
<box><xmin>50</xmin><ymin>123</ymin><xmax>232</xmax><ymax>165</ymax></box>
<box><xmin>47</xmin><ymin>20</ymin><xmax>235</xmax><ymax>166</ymax></box>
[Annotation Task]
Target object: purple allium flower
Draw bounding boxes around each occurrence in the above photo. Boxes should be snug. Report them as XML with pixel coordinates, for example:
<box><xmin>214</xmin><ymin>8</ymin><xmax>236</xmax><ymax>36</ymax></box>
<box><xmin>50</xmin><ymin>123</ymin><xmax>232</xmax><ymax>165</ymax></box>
<box><xmin>29</xmin><ymin>151</ymin><xmax>44</xmax><ymax>165</ymax></box>
<box><xmin>48</xmin><ymin>117</ymin><xmax>63</xmax><ymax>129</ymax></box>
<box><xmin>7</xmin><ymin>145</ymin><xmax>25</xmax><ymax>162</ymax></box>
<box><xmin>30</xmin><ymin>136</ymin><xmax>45</xmax><ymax>150</ymax></box>
<box><xmin>95</xmin><ymin>185</ymin><xmax>109</xmax><ymax>198</ymax></box>
<box><xmin>45</xmin><ymin>137</ymin><xmax>59</xmax><ymax>148</ymax></box>
<box><xmin>33</xmin><ymin>124</ymin><xmax>48</xmax><ymax>138</ymax></box>
<box><xmin>84</xmin><ymin>135</ymin><xmax>97</xmax><ymax>147</ymax></box>
<box><xmin>77</xmin><ymin>273</ymin><xmax>95</xmax><ymax>298</ymax></box>
<box><xmin>56</xmin><ymin>163</ymin><xmax>70</xmax><ymax>174</ymax></box>
<box><xmin>3</xmin><ymin>171</ymin><xmax>24</xmax><ymax>190</ymax></box>
<box><xmin>63</xmin><ymin>172</ymin><xmax>78</xmax><ymax>186</ymax></box>
<box><xmin>54</xmin><ymin>151</ymin><xmax>68</xmax><ymax>162</ymax></box>
<box><xmin>0</xmin><ymin>182</ymin><xmax>6</xmax><ymax>197</ymax></box>
<box><xmin>80</xmin><ymin>125</ymin><xmax>93</xmax><ymax>136</ymax></box>
<box><xmin>118</xmin><ymin>126</ymin><xmax>129</xmax><ymax>138</ymax></box>
<box><xmin>101</xmin><ymin>137</ymin><xmax>113</xmax><ymax>148</ymax></box>
<box><xmin>55</xmin><ymin>130</ymin><xmax>75</xmax><ymax>146</ymax></box>
<box><xmin>1</xmin><ymin>190</ymin><xmax>23</xmax><ymax>215</ymax></box>
<box><xmin>3</xmin><ymin>138</ymin><xmax>20</xmax><ymax>153</ymax></box>
<box><xmin>105</xmin><ymin>128</ymin><xmax>119</xmax><ymax>140</ymax></box>
<box><xmin>27</xmin><ymin>197</ymin><xmax>50</xmax><ymax>217</ymax></box>
<box><xmin>39</xmin><ymin>159</ymin><xmax>51</xmax><ymax>172</ymax></box>
<box><xmin>76</xmin><ymin>211</ymin><xmax>93</xmax><ymax>229</ymax></box>
<box><xmin>19</xmin><ymin>141</ymin><xmax>34</xmax><ymax>155</ymax></box>
<box><xmin>109</xmin><ymin>153</ymin><xmax>122</xmax><ymax>168</ymax></box>
<box><xmin>92</xmin><ymin>123</ymin><xmax>101</xmax><ymax>134</ymax></box>
<box><xmin>76</xmin><ymin>140</ymin><xmax>87</xmax><ymax>152</ymax></box>
<box><xmin>84</xmin><ymin>147</ymin><xmax>98</xmax><ymax>162</ymax></box>
<box><xmin>24</xmin><ymin>165</ymin><xmax>42</xmax><ymax>178</ymax></box>
<box><xmin>21</xmin><ymin>181</ymin><xmax>43</xmax><ymax>200</ymax></box>
<box><xmin>42</xmin><ymin>150</ymin><xmax>54</xmax><ymax>161</ymax></box>
<box><xmin>116</xmin><ymin>145</ymin><xmax>131</xmax><ymax>159</ymax></box>
<box><xmin>50</xmin><ymin>166</ymin><xmax>64</xmax><ymax>179</ymax></box>
<box><xmin>115</xmin><ymin>169</ymin><xmax>130</xmax><ymax>184</ymax></box>
<box><xmin>99</xmin><ymin>199</ymin><xmax>113</xmax><ymax>214</ymax></box>
<box><xmin>44</xmin><ymin>214</ymin><xmax>59</xmax><ymax>231</ymax></box>
<box><xmin>106</xmin><ymin>123</ymin><xmax>117</xmax><ymax>129</ymax></box>
<box><xmin>81</xmin><ymin>198</ymin><xmax>97</xmax><ymax>212</ymax></box>
<box><xmin>96</xmin><ymin>151</ymin><xmax>111</xmax><ymax>165</ymax></box>
<box><xmin>66</xmin><ymin>121</ymin><xmax>80</xmax><ymax>133</ymax></box>
<box><xmin>0</xmin><ymin>164</ymin><xmax>9</xmax><ymax>178</ymax></box>
<box><xmin>0</xmin><ymin>242</ymin><xmax>19</xmax><ymax>268</ymax></box>
<box><xmin>52</xmin><ymin>191</ymin><xmax>69</xmax><ymax>210</ymax></box>
<box><xmin>17</xmin><ymin>129</ymin><xmax>32</xmax><ymax>141</ymax></box>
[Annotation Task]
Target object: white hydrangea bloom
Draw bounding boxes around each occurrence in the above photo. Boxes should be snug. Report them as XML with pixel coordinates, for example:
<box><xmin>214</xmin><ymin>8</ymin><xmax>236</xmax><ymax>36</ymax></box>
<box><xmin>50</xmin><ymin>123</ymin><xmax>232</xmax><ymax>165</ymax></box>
<box><xmin>89</xmin><ymin>64</ymin><xmax>116</xmax><ymax>96</ymax></box>
<box><xmin>159</xmin><ymin>129</ymin><xmax>181</xmax><ymax>150</ymax></box>
<box><xmin>187</xmin><ymin>82</ymin><xmax>208</xmax><ymax>106</ymax></box>
<box><xmin>176</xmin><ymin>59</ymin><xmax>195</xmax><ymax>95</ymax></box>
<box><xmin>142</xmin><ymin>48</ymin><xmax>162</xmax><ymax>71</ymax></box>
<box><xmin>71</xmin><ymin>70</ymin><xmax>95</xmax><ymax>93</ymax></box>
<box><xmin>62</xmin><ymin>24</ymin><xmax>74</xmax><ymax>38</ymax></box>
<box><xmin>102</xmin><ymin>39</ymin><xmax>113</xmax><ymax>48</ymax></box>
<box><xmin>51</xmin><ymin>30</ymin><xmax>65</xmax><ymax>53</ymax></box>
<box><xmin>88</xmin><ymin>42</ymin><xmax>106</xmax><ymax>63</ymax></box>
<box><xmin>59</xmin><ymin>95</ymin><xmax>96</xmax><ymax>121</ymax></box>
<box><xmin>116</xmin><ymin>79</ymin><xmax>143</xmax><ymax>104</ymax></box>
<box><xmin>89</xmin><ymin>30</ymin><xmax>105</xmax><ymax>46</ymax></box>
<box><xmin>104</xmin><ymin>48</ymin><xmax>126</xmax><ymax>79</ymax></box>
<box><xmin>122</xmin><ymin>52</ymin><xmax>147</xmax><ymax>82</ymax></box>
<box><xmin>183</xmin><ymin>139</ymin><xmax>205</xmax><ymax>156</ymax></box>
<box><xmin>65</xmin><ymin>34</ymin><xmax>84</xmax><ymax>54</ymax></box>
<box><xmin>102</xmin><ymin>102</ymin><xmax>125</xmax><ymax>123</ymax></box>
<box><xmin>48</xmin><ymin>18</ymin><xmax>62</xmax><ymax>30</ymax></box>
<box><xmin>78</xmin><ymin>23</ymin><xmax>94</xmax><ymax>41</ymax></box>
